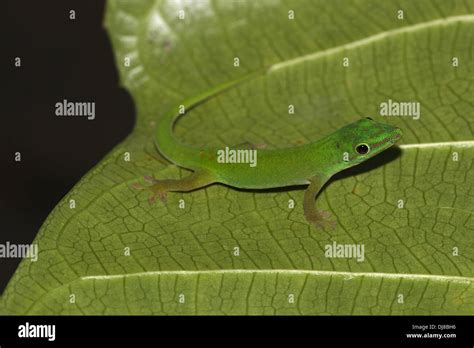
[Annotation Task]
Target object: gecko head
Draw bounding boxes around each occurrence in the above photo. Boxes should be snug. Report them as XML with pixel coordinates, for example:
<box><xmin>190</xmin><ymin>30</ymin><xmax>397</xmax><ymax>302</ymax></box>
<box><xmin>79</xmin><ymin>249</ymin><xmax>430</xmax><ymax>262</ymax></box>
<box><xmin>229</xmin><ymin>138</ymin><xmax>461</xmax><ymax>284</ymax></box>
<box><xmin>337</xmin><ymin>117</ymin><xmax>402</xmax><ymax>167</ymax></box>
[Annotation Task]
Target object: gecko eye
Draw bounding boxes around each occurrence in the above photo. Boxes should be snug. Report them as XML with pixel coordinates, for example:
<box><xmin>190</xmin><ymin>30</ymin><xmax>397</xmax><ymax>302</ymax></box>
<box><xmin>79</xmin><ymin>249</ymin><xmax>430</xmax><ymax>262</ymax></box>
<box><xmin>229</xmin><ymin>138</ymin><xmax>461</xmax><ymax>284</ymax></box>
<box><xmin>365</xmin><ymin>117</ymin><xmax>373</xmax><ymax>120</ymax></box>
<box><xmin>355</xmin><ymin>143</ymin><xmax>370</xmax><ymax>155</ymax></box>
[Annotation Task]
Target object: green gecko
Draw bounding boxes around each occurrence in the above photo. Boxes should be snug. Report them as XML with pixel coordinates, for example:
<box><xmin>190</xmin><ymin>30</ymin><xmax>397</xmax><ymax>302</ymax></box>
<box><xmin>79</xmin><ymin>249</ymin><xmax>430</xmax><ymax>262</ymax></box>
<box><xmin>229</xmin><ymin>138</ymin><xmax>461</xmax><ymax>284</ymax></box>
<box><xmin>134</xmin><ymin>90</ymin><xmax>402</xmax><ymax>229</ymax></box>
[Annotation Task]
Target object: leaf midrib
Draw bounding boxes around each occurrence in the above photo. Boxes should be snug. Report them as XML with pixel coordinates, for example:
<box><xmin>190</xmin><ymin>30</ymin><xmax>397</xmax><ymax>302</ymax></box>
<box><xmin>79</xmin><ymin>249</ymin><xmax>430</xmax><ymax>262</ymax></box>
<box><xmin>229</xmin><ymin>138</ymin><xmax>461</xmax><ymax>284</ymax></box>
<box><xmin>25</xmin><ymin>268</ymin><xmax>472</xmax><ymax>313</ymax></box>
<box><xmin>82</xmin><ymin>269</ymin><xmax>473</xmax><ymax>283</ymax></box>
<box><xmin>269</xmin><ymin>14</ymin><xmax>474</xmax><ymax>72</ymax></box>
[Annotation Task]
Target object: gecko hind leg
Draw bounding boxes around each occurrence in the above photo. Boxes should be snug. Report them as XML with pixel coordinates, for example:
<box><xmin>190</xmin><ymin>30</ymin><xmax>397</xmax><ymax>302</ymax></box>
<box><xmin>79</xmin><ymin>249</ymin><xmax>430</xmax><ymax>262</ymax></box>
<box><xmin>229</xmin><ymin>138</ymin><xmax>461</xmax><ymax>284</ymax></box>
<box><xmin>132</xmin><ymin>170</ymin><xmax>216</xmax><ymax>204</ymax></box>
<box><xmin>303</xmin><ymin>175</ymin><xmax>337</xmax><ymax>230</ymax></box>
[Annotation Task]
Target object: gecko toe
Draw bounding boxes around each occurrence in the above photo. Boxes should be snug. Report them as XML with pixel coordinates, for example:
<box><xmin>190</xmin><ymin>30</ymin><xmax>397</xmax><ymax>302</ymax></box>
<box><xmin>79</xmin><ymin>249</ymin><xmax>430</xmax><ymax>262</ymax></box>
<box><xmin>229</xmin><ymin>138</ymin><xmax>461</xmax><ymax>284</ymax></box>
<box><xmin>133</xmin><ymin>175</ymin><xmax>169</xmax><ymax>204</ymax></box>
<box><xmin>313</xmin><ymin>219</ymin><xmax>337</xmax><ymax>230</ymax></box>
<box><xmin>157</xmin><ymin>190</ymin><xmax>168</xmax><ymax>202</ymax></box>
<box><xmin>144</xmin><ymin>175</ymin><xmax>157</xmax><ymax>183</ymax></box>
<box><xmin>306</xmin><ymin>210</ymin><xmax>337</xmax><ymax>230</ymax></box>
<box><xmin>316</xmin><ymin>209</ymin><xmax>332</xmax><ymax>219</ymax></box>
<box><xmin>131</xmin><ymin>183</ymin><xmax>145</xmax><ymax>190</ymax></box>
<box><xmin>148</xmin><ymin>195</ymin><xmax>158</xmax><ymax>205</ymax></box>
<box><xmin>147</xmin><ymin>187</ymin><xmax>168</xmax><ymax>204</ymax></box>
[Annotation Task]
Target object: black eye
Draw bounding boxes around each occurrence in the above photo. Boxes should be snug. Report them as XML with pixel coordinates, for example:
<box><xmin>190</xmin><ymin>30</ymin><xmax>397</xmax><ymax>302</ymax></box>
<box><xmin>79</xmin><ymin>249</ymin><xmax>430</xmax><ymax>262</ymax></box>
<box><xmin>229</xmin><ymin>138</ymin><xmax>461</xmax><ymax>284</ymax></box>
<box><xmin>356</xmin><ymin>143</ymin><xmax>370</xmax><ymax>155</ymax></box>
<box><xmin>365</xmin><ymin>117</ymin><xmax>373</xmax><ymax>120</ymax></box>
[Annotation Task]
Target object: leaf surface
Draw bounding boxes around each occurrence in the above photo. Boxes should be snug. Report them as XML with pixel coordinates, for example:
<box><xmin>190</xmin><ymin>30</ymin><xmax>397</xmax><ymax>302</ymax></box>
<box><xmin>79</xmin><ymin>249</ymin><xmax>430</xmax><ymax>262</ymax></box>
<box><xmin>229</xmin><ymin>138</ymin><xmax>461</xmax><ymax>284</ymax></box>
<box><xmin>2</xmin><ymin>0</ymin><xmax>474</xmax><ymax>315</ymax></box>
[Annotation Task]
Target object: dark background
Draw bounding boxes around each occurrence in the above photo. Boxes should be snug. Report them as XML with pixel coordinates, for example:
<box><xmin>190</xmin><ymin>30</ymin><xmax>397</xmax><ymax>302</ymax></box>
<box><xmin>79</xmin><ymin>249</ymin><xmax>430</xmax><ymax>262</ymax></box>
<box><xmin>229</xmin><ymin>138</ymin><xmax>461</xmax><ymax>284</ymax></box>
<box><xmin>1</xmin><ymin>0</ymin><xmax>135</xmax><ymax>293</ymax></box>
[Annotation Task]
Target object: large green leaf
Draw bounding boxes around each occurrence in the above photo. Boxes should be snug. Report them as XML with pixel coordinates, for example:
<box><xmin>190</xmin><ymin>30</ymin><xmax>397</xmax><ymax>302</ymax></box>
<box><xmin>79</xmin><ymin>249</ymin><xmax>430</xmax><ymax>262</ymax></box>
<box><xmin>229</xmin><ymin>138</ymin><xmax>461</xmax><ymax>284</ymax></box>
<box><xmin>2</xmin><ymin>0</ymin><xmax>474</xmax><ymax>315</ymax></box>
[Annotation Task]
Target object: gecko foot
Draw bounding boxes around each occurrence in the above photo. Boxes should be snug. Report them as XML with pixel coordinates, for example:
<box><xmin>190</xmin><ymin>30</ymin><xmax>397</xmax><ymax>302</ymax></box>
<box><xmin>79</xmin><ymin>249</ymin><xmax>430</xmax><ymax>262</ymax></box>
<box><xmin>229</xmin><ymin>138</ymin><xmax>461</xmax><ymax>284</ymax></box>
<box><xmin>306</xmin><ymin>209</ymin><xmax>337</xmax><ymax>230</ymax></box>
<box><xmin>131</xmin><ymin>175</ymin><xmax>168</xmax><ymax>204</ymax></box>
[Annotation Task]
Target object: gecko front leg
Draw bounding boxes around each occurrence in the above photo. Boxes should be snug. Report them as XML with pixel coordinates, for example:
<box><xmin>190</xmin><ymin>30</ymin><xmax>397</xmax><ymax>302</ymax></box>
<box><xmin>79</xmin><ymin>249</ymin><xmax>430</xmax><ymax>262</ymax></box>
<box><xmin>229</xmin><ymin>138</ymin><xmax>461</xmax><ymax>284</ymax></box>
<box><xmin>303</xmin><ymin>174</ymin><xmax>336</xmax><ymax>230</ymax></box>
<box><xmin>132</xmin><ymin>170</ymin><xmax>216</xmax><ymax>204</ymax></box>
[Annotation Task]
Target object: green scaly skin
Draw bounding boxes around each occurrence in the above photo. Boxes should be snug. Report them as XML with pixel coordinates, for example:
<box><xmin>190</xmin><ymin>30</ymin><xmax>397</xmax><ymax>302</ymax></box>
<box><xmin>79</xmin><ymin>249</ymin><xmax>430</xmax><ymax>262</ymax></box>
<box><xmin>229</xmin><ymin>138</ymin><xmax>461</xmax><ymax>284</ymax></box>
<box><xmin>134</xmin><ymin>78</ymin><xmax>402</xmax><ymax>229</ymax></box>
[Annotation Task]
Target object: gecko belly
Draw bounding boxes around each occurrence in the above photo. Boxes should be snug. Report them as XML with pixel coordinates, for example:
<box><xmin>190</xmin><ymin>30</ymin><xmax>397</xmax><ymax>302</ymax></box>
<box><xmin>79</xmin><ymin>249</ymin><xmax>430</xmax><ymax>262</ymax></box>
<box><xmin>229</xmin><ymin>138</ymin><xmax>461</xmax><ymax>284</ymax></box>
<box><xmin>211</xmin><ymin>163</ymin><xmax>312</xmax><ymax>189</ymax></box>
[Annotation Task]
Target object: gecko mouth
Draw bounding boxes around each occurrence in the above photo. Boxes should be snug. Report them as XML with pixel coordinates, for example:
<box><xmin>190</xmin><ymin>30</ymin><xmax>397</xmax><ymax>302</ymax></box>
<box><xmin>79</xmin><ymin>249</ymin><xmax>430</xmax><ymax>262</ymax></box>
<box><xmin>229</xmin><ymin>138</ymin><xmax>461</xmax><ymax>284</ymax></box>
<box><xmin>372</xmin><ymin>128</ymin><xmax>402</xmax><ymax>150</ymax></box>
